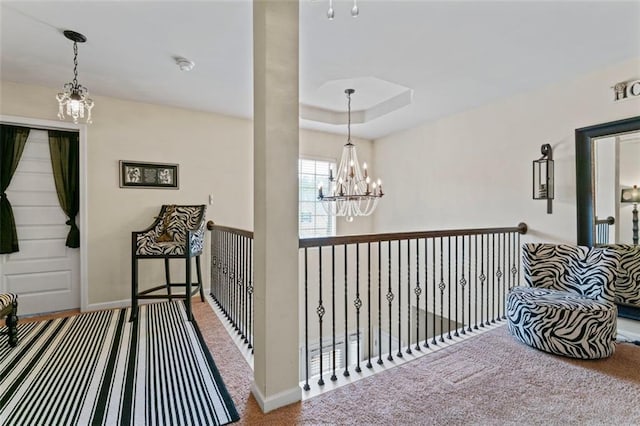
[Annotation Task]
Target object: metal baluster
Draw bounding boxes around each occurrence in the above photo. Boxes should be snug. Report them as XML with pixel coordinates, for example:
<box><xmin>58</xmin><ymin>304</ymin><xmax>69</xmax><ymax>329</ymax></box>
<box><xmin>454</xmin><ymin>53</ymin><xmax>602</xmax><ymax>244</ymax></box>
<box><xmin>318</xmin><ymin>247</ymin><xmax>325</xmax><ymax>386</ymax></box>
<box><xmin>233</xmin><ymin>234</ymin><xmax>238</xmax><ymax>331</ymax></box>
<box><xmin>460</xmin><ymin>235</ymin><xmax>467</xmax><ymax>335</ymax></box>
<box><xmin>331</xmin><ymin>245</ymin><xmax>337</xmax><ymax>381</ymax></box>
<box><xmin>211</xmin><ymin>231</ymin><xmax>216</xmax><ymax>301</ymax></box>
<box><xmin>454</xmin><ymin>236</ymin><xmax>459</xmax><ymax>337</ymax></box>
<box><xmin>355</xmin><ymin>244</ymin><xmax>362</xmax><ymax>373</ymax></box>
<box><xmin>423</xmin><ymin>238</ymin><xmax>429</xmax><ymax>348</ymax></box>
<box><xmin>343</xmin><ymin>244</ymin><xmax>350</xmax><ymax>377</ymax></box>
<box><xmin>243</xmin><ymin>236</ymin><xmax>249</xmax><ymax>343</ymax></box>
<box><xmin>467</xmin><ymin>235</ymin><xmax>473</xmax><ymax>333</ymax></box>
<box><xmin>366</xmin><ymin>242</ymin><xmax>373</xmax><ymax>369</ymax></box>
<box><xmin>415</xmin><ymin>238</ymin><xmax>421</xmax><ymax>350</ymax></box>
<box><xmin>303</xmin><ymin>248</ymin><xmax>310</xmax><ymax>391</ymax></box>
<box><xmin>224</xmin><ymin>232</ymin><xmax>229</xmax><ymax>319</ymax></box>
<box><xmin>511</xmin><ymin>232</ymin><xmax>517</xmax><ymax>291</ymax></box>
<box><xmin>377</xmin><ymin>242</ymin><xmax>383</xmax><ymax>365</ymax></box>
<box><xmin>446</xmin><ymin>237</ymin><xmax>452</xmax><ymax>339</ymax></box>
<box><xmin>492</xmin><ymin>233</ymin><xmax>497</xmax><ymax>324</ymax></box>
<box><xmin>501</xmin><ymin>233</ymin><xmax>506</xmax><ymax>320</ymax></box>
<box><xmin>406</xmin><ymin>239</ymin><xmax>412</xmax><ymax>354</ymax></box>
<box><xmin>397</xmin><ymin>241</ymin><xmax>403</xmax><ymax>358</ymax></box>
<box><xmin>439</xmin><ymin>237</ymin><xmax>445</xmax><ymax>342</ymax></box>
<box><xmin>387</xmin><ymin>241</ymin><xmax>394</xmax><ymax>361</ymax></box>
<box><xmin>248</xmin><ymin>238</ymin><xmax>253</xmax><ymax>352</ymax></box>
<box><xmin>495</xmin><ymin>233</ymin><xmax>502</xmax><ymax>322</ymax></box>
<box><xmin>479</xmin><ymin>234</ymin><xmax>485</xmax><ymax>328</ymax></box>
<box><xmin>240</xmin><ymin>236</ymin><xmax>246</xmax><ymax>341</ymax></box>
<box><xmin>517</xmin><ymin>232</ymin><xmax>521</xmax><ymax>284</ymax></box>
<box><xmin>432</xmin><ymin>238</ymin><xmax>437</xmax><ymax>345</ymax></box>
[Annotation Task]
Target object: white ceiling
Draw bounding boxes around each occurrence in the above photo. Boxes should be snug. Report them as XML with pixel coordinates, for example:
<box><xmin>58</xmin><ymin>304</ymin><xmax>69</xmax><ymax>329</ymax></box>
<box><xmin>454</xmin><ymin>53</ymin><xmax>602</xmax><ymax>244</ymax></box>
<box><xmin>1</xmin><ymin>0</ymin><xmax>639</xmax><ymax>140</ymax></box>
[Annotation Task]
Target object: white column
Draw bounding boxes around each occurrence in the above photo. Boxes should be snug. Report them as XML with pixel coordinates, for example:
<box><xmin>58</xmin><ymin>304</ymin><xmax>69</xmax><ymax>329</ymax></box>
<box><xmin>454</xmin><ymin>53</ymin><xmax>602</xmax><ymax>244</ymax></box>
<box><xmin>251</xmin><ymin>0</ymin><xmax>301</xmax><ymax>413</ymax></box>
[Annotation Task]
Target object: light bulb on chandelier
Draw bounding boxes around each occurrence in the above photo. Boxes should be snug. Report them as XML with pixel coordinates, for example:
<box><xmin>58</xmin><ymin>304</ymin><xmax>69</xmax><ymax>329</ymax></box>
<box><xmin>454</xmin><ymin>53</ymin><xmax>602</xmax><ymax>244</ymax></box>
<box><xmin>326</xmin><ymin>0</ymin><xmax>359</xmax><ymax>20</ymax></box>
<box><xmin>318</xmin><ymin>88</ymin><xmax>384</xmax><ymax>221</ymax></box>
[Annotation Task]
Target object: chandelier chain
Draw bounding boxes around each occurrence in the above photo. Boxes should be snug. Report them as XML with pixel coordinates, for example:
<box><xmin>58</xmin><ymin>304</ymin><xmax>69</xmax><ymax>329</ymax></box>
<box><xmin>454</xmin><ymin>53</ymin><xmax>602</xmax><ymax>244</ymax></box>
<box><xmin>347</xmin><ymin>91</ymin><xmax>352</xmax><ymax>143</ymax></box>
<box><xmin>72</xmin><ymin>42</ymin><xmax>79</xmax><ymax>88</ymax></box>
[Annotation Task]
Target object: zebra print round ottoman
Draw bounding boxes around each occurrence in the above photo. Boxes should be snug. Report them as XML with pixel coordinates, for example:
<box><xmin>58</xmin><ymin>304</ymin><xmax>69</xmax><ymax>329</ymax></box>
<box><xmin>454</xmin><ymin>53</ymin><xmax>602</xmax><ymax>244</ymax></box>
<box><xmin>507</xmin><ymin>286</ymin><xmax>617</xmax><ymax>359</ymax></box>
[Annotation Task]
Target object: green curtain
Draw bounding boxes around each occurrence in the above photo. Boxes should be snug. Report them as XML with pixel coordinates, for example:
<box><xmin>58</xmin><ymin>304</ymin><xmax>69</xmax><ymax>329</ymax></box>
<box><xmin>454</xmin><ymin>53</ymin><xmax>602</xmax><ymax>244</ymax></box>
<box><xmin>0</xmin><ymin>125</ymin><xmax>30</xmax><ymax>254</ymax></box>
<box><xmin>48</xmin><ymin>130</ymin><xmax>80</xmax><ymax>248</ymax></box>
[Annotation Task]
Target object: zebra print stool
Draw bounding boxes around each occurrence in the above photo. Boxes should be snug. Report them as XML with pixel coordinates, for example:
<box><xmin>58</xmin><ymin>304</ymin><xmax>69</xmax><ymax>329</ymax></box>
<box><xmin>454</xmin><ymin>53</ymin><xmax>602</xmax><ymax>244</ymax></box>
<box><xmin>507</xmin><ymin>244</ymin><xmax>617</xmax><ymax>359</ymax></box>
<box><xmin>130</xmin><ymin>205</ymin><xmax>207</xmax><ymax>323</ymax></box>
<box><xmin>0</xmin><ymin>293</ymin><xmax>18</xmax><ymax>347</ymax></box>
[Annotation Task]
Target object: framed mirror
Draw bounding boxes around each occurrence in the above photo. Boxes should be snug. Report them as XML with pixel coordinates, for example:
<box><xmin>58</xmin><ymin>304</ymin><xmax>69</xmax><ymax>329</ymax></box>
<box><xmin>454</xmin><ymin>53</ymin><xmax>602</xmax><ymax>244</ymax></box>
<box><xmin>575</xmin><ymin>115</ymin><xmax>640</xmax><ymax>321</ymax></box>
<box><xmin>575</xmin><ymin>115</ymin><xmax>640</xmax><ymax>246</ymax></box>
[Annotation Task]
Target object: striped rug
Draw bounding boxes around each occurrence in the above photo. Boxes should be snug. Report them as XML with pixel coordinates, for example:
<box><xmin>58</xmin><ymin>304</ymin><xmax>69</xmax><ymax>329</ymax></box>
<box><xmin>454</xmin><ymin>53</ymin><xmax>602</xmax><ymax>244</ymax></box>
<box><xmin>0</xmin><ymin>302</ymin><xmax>239</xmax><ymax>425</ymax></box>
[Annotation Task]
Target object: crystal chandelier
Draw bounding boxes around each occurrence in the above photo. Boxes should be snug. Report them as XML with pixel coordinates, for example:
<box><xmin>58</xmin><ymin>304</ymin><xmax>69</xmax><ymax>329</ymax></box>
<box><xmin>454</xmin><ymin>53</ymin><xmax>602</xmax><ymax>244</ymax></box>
<box><xmin>326</xmin><ymin>0</ymin><xmax>359</xmax><ymax>19</ymax></box>
<box><xmin>56</xmin><ymin>30</ymin><xmax>94</xmax><ymax>124</ymax></box>
<box><xmin>318</xmin><ymin>89</ymin><xmax>384</xmax><ymax>222</ymax></box>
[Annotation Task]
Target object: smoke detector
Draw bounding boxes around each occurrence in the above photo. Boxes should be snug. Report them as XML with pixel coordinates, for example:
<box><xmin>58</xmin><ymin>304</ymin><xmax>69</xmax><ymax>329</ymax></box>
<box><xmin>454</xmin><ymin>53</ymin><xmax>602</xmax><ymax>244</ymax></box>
<box><xmin>175</xmin><ymin>57</ymin><xmax>195</xmax><ymax>72</ymax></box>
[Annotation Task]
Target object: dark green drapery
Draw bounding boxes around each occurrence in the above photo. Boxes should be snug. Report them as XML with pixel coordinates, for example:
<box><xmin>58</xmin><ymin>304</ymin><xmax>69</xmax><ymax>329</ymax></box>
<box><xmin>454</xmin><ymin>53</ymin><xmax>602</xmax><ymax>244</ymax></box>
<box><xmin>48</xmin><ymin>130</ymin><xmax>80</xmax><ymax>248</ymax></box>
<box><xmin>0</xmin><ymin>125</ymin><xmax>30</xmax><ymax>254</ymax></box>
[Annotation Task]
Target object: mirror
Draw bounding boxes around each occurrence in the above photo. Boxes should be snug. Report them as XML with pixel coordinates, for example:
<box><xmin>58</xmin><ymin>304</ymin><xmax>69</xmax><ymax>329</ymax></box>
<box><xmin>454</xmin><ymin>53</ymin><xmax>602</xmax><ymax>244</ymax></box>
<box><xmin>593</xmin><ymin>131</ymin><xmax>640</xmax><ymax>245</ymax></box>
<box><xmin>576</xmin><ymin>115</ymin><xmax>640</xmax><ymax>321</ymax></box>
<box><xmin>575</xmin><ymin>115</ymin><xmax>640</xmax><ymax>246</ymax></box>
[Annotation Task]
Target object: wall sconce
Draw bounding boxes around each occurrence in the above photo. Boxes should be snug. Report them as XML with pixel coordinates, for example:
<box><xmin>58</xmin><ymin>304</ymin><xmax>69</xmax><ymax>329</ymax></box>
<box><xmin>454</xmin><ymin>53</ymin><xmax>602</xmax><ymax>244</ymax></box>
<box><xmin>533</xmin><ymin>144</ymin><xmax>554</xmax><ymax>214</ymax></box>
<box><xmin>621</xmin><ymin>185</ymin><xmax>640</xmax><ymax>245</ymax></box>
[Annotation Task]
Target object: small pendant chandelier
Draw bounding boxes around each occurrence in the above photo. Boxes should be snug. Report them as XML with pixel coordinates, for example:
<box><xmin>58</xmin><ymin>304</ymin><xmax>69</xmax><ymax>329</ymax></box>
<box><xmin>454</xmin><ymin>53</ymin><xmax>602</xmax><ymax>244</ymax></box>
<box><xmin>318</xmin><ymin>89</ymin><xmax>384</xmax><ymax>222</ymax></box>
<box><xmin>56</xmin><ymin>30</ymin><xmax>94</xmax><ymax>124</ymax></box>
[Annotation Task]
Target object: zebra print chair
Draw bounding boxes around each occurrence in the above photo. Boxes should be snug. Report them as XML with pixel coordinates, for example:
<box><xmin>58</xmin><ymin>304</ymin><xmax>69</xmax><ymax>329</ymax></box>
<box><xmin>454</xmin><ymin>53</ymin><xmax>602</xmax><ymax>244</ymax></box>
<box><xmin>605</xmin><ymin>244</ymin><xmax>640</xmax><ymax>309</ymax></box>
<box><xmin>130</xmin><ymin>205</ymin><xmax>206</xmax><ymax>322</ymax></box>
<box><xmin>507</xmin><ymin>244</ymin><xmax>618</xmax><ymax>359</ymax></box>
<box><xmin>0</xmin><ymin>294</ymin><xmax>18</xmax><ymax>347</ymax></box>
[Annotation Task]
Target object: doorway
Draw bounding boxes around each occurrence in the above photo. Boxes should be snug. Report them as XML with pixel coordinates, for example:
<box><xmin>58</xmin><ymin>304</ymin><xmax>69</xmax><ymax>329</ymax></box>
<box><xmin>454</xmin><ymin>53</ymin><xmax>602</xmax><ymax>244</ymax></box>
<box><xmin>1</xmin><ymin>116</ymin><xmax>87</xmax><ymax>316</ymax></box>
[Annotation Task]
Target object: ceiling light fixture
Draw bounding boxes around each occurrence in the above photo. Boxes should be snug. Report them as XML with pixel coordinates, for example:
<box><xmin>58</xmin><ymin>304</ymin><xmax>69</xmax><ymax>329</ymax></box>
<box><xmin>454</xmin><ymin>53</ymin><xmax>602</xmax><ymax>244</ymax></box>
<box><xmin>176</xmin><ymin>57</ymin><xmax>195</xmax><ymax>72</ymax></box>
<box><xmin>318</xmin><ymin>89</ymin><xmax>384</xmax><ymax>222</ymax></box>
<box><xmin>56</xmin><ymin>30</ymin><xmax>93</xmax><ymax>124</ymax></box>
<box><xmin>327</xmin><ymin>0</ymin><xmax>359</xmax><ymax>20</ymax></box>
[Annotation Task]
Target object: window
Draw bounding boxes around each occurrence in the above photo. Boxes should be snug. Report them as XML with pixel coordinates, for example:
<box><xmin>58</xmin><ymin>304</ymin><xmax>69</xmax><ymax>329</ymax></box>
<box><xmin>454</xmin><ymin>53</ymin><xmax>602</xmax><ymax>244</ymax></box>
<box><xmin>299</xmin><ymin>158</ymin><xmax>335</xmax><ymax>238</ymax></box>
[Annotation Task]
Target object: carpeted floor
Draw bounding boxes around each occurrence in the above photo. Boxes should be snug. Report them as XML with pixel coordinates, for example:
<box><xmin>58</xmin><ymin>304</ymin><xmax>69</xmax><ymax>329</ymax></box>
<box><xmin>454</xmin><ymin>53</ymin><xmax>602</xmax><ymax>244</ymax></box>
<box><xmin>192</xmin><ymin>300</ymin><xmax>640</xmax><ymax>425</ymax></box>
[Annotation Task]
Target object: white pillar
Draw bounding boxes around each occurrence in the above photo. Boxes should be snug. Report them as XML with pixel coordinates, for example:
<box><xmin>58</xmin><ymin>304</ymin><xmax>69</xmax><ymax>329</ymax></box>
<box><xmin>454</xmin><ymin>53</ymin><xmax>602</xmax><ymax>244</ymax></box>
<box><xmin>251</xmin><ymin>0</ymin><xmax>301</xmax><ymax>413</ymax></box>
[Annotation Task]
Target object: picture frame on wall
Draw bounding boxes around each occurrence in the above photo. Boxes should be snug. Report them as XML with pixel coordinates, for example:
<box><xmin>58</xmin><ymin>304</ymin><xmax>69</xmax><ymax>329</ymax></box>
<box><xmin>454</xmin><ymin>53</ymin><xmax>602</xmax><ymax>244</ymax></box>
<box><xmin>119</xmin><ymin>161</ymin><xmax>179</xmax><ymax>189</ymax></box>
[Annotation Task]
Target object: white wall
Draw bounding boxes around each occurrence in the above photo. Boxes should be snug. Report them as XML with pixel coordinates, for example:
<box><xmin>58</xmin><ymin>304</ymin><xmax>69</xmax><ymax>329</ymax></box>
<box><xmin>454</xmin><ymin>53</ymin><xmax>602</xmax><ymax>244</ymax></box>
<box><xmin>0</xmin><ymin>80</ymin><xmax>373</xmax><ymax>307</ymax></box>
<box><xmin>372</xmin><ymin>57</ymin><xmax>640</xmax><ymax>338</ymax></box>
<box><xmin>372</xmin><ymin>58</ymin><xmax>640</xmax><ymax>246</ymax></box>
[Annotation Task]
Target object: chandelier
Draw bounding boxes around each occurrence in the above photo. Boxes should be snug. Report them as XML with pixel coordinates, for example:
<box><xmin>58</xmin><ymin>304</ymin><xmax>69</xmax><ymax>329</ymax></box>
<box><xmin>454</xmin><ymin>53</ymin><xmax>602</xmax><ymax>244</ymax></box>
<box><xmin>56</xmin><ymin>30</ymin><xmax>94</xmax><ymax>124</ymax></box>
<box><xmin>318</xmin><ymin>89</ymin><xmax>384</xmax><ymax>222</ymax></box>
<box><xmin>326</xmin><ymin>0</ymin><xmax>359</xmax><ymax>19</ymax></box>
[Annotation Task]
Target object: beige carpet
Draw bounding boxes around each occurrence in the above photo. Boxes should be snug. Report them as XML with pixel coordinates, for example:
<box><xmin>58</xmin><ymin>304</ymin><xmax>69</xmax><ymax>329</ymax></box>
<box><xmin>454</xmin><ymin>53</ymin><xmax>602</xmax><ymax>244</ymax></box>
<box><xmin>196</xmin><ymin>301</ymin><xmax>640</xmax><ymax>424</ymax></box>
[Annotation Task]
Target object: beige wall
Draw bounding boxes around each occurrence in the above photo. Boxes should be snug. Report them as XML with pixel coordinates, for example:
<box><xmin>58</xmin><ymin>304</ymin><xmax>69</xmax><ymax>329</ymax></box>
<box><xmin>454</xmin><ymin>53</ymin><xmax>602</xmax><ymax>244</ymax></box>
<box><xmin>0</xmin><ymin>80</ymin><xmax>373</xmax><ymax>306</ymax></box>
<box><xmin>373</xmin><ymin>58</ymin><xmax>640</xmax><ymax>245</ymax></box>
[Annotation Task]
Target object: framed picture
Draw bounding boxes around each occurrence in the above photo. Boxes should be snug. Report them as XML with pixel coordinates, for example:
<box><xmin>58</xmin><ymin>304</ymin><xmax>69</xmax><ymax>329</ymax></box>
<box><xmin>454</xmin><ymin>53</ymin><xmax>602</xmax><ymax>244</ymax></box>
<box><xmin>119</xmin><ymin>161</ymin><xmax>179</xmax><ymax>189</ymax></box>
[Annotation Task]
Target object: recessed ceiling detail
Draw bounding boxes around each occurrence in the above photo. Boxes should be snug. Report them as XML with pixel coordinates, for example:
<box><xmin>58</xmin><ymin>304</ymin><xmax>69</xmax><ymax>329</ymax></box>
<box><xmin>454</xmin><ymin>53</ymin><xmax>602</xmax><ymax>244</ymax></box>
<box><xmin>300</xmin><ymin>77</ymin><xmax>413</xmax><ymax>125</ymax></box>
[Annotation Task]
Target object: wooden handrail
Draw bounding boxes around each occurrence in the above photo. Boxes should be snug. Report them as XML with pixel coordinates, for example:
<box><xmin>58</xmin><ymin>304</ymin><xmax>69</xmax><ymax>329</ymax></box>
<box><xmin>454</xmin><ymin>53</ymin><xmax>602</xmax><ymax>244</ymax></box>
<box><xmin>595</xmin><ymin>216</ymin><xmax>615</xmax><ymax>225</ymax></box>
<box><xmin>207</xmin><ymin>220</ymin><xmax>527</xmax><ymax>249</ymax></box>
<box><xmin>207</xmin><ymin>221</ymin><xmax>254</xmax><ymax>239</ymax></box>
<box><xmin>299</xmin><ymin>222</ymin><xmax>527</xmax><ymax>248</ymax></box>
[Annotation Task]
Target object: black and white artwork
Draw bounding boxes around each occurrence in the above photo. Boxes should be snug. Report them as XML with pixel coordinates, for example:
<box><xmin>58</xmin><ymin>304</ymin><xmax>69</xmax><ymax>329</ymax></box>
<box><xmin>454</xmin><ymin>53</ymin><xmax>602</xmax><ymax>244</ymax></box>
<box><xmin>119</xmin><ymin>161</ymin><xmax>179</xmax><ymax>189</ymax></box>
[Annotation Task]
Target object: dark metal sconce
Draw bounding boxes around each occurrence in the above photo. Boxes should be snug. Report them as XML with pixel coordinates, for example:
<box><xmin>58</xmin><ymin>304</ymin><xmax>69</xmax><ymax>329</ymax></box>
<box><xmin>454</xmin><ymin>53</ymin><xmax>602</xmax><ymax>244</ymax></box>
<box><xmin>621</xmin><ymin>185</ymin><xmax>640</xmax><ymax>245</ymax></box>
<box><xmin>533</xmin><ymin>144</ymin><xmax>554</xmax><ymax>214</ymax></box>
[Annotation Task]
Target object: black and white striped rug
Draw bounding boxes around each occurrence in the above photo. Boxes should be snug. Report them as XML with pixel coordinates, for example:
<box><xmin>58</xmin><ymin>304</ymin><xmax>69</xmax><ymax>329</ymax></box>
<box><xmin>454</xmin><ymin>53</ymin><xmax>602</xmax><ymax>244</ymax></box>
<box><xmin>0</xmin><ymin>302</ymin><xmax>239</xmax><ymax>425</ymax></box>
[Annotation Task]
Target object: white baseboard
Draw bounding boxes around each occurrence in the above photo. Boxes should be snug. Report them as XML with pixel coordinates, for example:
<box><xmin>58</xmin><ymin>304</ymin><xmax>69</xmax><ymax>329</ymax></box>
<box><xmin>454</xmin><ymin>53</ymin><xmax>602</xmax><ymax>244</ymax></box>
<box><xmin>83</xmin><ymin>289</ymin><xmax>212</xmax><ymax>313</ymax></box>
<box><xmin>618</xmin><ymin>318</ymin><xmax>640</xmax><ymax>341</ymax></box>
<box><xmin>85</xmin><ymin>299</ymin><xmax>131</xmax><ymax>312</ymax></box>
<box><xmin>251</xmin><ymin>382</ymin><xmax>301</xmax><ymax>413</ymax></box>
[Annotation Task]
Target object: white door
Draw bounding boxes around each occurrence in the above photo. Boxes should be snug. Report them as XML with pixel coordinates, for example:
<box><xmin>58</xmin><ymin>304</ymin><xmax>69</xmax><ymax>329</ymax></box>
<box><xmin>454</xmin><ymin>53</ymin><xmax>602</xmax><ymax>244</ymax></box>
<box><xmin>1</xmin><ymin>129</ymin><xmax>80</xmax><ymax>316</ymax></box>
